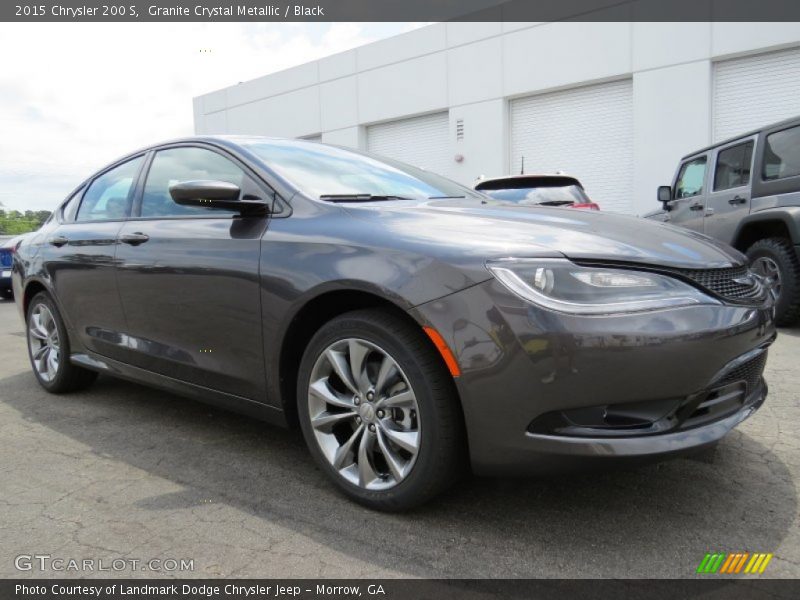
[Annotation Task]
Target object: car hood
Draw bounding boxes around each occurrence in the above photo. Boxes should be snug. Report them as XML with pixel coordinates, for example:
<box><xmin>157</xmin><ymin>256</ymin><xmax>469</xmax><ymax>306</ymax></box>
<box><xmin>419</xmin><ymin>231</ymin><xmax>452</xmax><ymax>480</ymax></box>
<box><xmin>344</xmin><ymin>199</ymin><xmax>745</xmax><ymax>270</ymax></box>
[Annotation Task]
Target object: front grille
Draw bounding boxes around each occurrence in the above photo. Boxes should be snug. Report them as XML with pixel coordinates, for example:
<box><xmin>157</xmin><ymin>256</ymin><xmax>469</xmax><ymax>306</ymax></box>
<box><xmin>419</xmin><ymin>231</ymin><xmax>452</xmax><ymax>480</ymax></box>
<box><xmin>718</xmin><ymin>351</ymin><xmax>768</xmax><ymax>395</ymax></box>
<box><xmin>676</xmin><ymin>265</ymin><xmax>763</xmax><ymax>301</ymax></box>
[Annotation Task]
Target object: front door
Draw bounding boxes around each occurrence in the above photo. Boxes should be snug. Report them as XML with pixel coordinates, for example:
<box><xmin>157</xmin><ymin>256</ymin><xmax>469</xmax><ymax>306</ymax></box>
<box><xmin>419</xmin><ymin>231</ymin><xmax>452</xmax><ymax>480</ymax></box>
<box><xmin>666</xmin><ymin>154</ymin><xmax>709</xmax><ymax>233</ymax></box>
<box><xmin>42</xmin><ymin>155</ymin><xmax>144</xmax><ymax>358</ymax></box>
<box><xmin>114</xmin><ymin>145</ymin><xmax>271</xmax><ymax>401</ymax></box>
<box><xmin>704</xmin><ymin>138</ymin><xmax>755</xmax><ymax>245</ymax></box>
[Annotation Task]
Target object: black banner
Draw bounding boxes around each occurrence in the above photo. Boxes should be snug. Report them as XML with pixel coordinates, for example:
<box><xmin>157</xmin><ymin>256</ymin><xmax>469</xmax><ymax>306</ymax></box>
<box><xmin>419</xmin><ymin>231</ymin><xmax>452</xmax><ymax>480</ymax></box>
<box><xmin>4</xmin><ymin>0</ymin><xmax>800</xmax><ymax>23</ymax></box>
<box><xmin>3</xmin><ymin>580</ymin><xmax>800</xmax><ymax>600</ymax></box>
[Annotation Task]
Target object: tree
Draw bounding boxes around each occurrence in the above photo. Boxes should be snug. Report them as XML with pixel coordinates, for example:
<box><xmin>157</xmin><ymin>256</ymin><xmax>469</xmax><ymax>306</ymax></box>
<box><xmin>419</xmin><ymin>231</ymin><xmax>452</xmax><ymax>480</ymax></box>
<box><xmin>0</xmin><ymin>208</ymin><xmax>51</xmax><ymax>235</ymax></box>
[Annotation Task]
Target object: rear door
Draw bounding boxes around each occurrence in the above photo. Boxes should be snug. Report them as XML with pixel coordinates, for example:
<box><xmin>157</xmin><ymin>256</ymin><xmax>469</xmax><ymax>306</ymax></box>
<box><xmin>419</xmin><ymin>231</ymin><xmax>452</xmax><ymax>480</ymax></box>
<box><xmin>704</xmin><ymin>138</ymin><xmax>755</xmax><ymax>244</ymax></box>
<box><xmin>666</xmin><ymin>154</ymin><xmax>709</xmax><ymax>233</ymax></box>
<box><xmin>113</xmin><ymin>144</ymin><xmax>271</xmax><ymax>400</ymax></box>
<box><xmin>41</xmin><ymin>155</ymin><xmax>144</xmax><ymax>358</ymax></box>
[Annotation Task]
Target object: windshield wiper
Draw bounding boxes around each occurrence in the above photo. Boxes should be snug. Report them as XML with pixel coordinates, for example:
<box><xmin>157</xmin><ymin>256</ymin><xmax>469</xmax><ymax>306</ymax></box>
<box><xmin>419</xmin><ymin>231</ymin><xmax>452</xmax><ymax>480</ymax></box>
<box><xmin>428</xmin><ymin>195</ymin><xmax>466</xmax><ymax>199</ymax></box>
<box><xmin>319</xmin><ymin>194</ymin><xmax>414</xmax><ymax>203</ymax></box>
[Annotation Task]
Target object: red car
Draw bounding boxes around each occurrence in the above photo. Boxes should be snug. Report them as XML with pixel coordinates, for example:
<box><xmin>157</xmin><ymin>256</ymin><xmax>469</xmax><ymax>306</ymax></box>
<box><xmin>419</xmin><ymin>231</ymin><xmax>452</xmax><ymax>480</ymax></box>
<box><xmin>474</xmin><ymin>174</ymin><xmax>600</xmax><ymax>210</ymax></box>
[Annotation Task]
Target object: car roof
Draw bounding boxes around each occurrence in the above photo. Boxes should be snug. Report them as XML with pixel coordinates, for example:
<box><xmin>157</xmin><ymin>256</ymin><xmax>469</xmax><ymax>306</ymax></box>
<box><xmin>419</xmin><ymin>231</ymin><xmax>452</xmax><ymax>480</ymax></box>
<box><xmin>111</xmin><ymin>135</ymin><xmax>314</xmax><ymax>162</ymax></box>
<box><xmin>682</xmin><ymin>114</ymin><xmax>800</xmax><ymax>159</ymax></box>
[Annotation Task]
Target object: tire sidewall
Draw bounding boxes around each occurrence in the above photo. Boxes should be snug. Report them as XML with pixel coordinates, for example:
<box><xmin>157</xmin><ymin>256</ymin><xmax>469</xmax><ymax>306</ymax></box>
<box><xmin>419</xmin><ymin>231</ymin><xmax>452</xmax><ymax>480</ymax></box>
<box><xmin>26</xmin><ymin>292</ymin><xmax>71</xmax><ymax>392</ymax></box>
<box><xmin>297</xmin><ymin>313</ymin><xmax>451</xmax><ymax>510</ymax></box>
<box><xmin>747</xmin><ymin>240</ymin><xmax>798</xmax><ymax>323</ymax></box>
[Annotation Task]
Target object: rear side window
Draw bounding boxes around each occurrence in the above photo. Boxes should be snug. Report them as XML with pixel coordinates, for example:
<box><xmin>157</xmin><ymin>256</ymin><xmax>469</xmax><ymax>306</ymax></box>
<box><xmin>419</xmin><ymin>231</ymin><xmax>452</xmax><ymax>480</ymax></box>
<box><xmin>61</xmin><ymin>187</ymin><xmax>85</xmax><ymax>222</ymax></box>
<box><xmin>675</xmin><ymin>157</ymin><xmax>707</xmax><ymax>198</ymax></box>
<box><xmin>763</xmin><ymin>125</ymin><xmax>800</xmax><ymax>181</ymax></box>
<box><xmin>76</xmin><ymin>157</ymin><xmax>143</xmax><ymax>222</ymax></box>
<box><xmin>141</xmin><ymin>147</ymin><xmax>245</xmax><ymax>218</ymax></box>
<box><xmin>713</xmin><ymin>141</ymin><xmax>753</xmax><ymax>191</ymax></box>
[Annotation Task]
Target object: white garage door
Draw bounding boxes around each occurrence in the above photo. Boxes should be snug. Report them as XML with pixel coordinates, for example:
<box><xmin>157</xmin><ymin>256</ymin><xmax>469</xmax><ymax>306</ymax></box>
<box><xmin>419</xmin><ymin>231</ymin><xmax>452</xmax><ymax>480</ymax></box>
<box><xmin>367</xmin><ymin>112</ymin><xmax>450</xmax><ymax>176</ymax></box>
<box><xmin>714</xmin><ymin>46</ymin><xmax>800</xmax><ymax>142</ymax></box>
<box><xmin>510</xmin><ymin>79</ymin><xmax>633</xmax><ymax>214</ymax></box>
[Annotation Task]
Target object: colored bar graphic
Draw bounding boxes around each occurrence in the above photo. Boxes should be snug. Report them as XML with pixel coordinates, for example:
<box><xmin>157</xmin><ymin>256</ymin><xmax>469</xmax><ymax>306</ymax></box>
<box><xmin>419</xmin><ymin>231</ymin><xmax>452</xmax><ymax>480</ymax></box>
<box><xmin>720</xmin><ymin>553</ymin><xmax>737</xmax><ymax>574</ymax></box>
<box><xmin>699</xmin><ymin>552</ymin><xmax>773</xmax><ymax>575</ymax></box>
<box><xmin>734</xmin><ymin>553</ymin><xmax>750</xmax><ymax>574</ymax></box>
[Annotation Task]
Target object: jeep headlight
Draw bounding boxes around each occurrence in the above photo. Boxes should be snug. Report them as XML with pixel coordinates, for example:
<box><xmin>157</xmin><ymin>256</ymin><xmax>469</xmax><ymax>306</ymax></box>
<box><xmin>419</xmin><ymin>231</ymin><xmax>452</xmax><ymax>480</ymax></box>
<box><xmin>486</xmin><ymin>258</ymin><xmax>719</xmax><ymax>315</ymax></box>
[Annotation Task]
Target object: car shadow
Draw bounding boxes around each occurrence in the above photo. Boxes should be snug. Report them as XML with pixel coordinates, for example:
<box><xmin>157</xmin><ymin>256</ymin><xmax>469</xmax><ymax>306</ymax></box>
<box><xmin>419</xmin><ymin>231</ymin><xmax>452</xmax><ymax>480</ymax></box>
<box><xmin>0</xmin><ymin>370</ymin><xmax>796</xmax><ymax>578</ymax></box>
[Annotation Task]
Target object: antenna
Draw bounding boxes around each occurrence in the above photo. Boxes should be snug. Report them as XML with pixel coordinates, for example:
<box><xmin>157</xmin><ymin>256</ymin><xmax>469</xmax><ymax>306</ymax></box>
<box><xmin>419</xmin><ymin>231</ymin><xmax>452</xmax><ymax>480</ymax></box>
<box><xmin>520</xmin><ymin>156</ymin><xmax>525</xmax><ymax>175</ymax></box>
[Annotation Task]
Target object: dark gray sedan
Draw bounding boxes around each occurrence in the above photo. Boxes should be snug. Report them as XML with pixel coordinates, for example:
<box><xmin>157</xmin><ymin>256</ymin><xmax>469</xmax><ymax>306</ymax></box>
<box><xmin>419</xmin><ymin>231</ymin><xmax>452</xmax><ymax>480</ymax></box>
<box><xmin>13</xmin><ymin>137</ymin><xmax>776</xmax><ymax>510</ymax></box>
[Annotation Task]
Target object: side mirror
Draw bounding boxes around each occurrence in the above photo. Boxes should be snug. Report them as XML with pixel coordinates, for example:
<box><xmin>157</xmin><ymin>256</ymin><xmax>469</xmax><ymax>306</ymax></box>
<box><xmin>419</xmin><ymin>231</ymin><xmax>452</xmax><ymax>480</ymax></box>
<box><xmin>657</xmin><ymin>185</ymin><xmax>672</xmax><ymax>203</ymax></box>
<box><xmin>169</xmin><ymin>180</ymin><xmax>269</xmax><ymax>215</ymax></box>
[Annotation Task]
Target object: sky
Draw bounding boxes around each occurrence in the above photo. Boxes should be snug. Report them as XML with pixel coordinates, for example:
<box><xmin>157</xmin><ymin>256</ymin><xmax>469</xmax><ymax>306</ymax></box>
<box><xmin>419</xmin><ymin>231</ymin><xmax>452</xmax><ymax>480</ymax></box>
<box><xmin>0</xmin><ymin>22</ymin><xmax>418</xmax><ymax>212</ymax></box>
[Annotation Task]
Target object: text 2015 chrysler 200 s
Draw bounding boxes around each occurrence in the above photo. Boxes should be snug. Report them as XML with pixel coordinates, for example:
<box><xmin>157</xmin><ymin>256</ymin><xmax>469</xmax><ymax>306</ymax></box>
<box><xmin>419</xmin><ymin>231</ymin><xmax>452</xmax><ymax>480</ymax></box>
<box><xmin>13</xmin><ymin>137</ymin><xmax>776</xmax><ymax>510</ymax></box>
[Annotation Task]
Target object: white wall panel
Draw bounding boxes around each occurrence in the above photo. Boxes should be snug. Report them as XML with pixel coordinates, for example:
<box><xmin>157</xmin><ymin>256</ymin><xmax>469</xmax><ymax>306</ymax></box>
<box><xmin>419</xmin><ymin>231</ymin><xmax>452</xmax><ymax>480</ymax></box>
<box><xmin>632</xmin><ymin>22</ymin><xmax>711</xmax><ymax>71</ymax></box>
<box><xmin>319</xmin><ymin>49</ymin><xmax>357</xmax><ymax>82</ymax></box>
<box><xmin>633</xmin><ymin>62</ymin><xmax>711</xmax><ymax>217</ymax></box>
<box><xmin>357</xmin><ymin>53</ymin><xmax>448</xmax><ymax>125</ymax></box>
<box><xmin>712</xmin><ymin>22</ymin><xmax>800</xmax><ymax>59</ymax></box>
<box><xmin>319</xmin><ymin>76</ymin><xmax>359</xmax><ymax>131</ymax></box>
<box><xmin>447</xmin><ymin>37</ymin><xmax>503</xmax><ymax>106</ymax></box>
<box><xmin>226</xmin><ymin>87</ymin><xmax>320</xmax><ymax>138</ymax></box>
<box><xmin>503</xmin><ymin>22</ymin><xmax>631</xmax><ymax>97</ymax></box>
<box><xmin>356</xmin><ymin>24</ymin><xmax>446</xmax><ymax>72</ymax></box>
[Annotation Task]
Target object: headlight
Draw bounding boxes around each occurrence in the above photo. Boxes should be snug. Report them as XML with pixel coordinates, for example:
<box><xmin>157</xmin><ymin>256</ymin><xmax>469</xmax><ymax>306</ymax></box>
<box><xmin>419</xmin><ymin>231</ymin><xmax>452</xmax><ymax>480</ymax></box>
<box><xmin>486</xmin><ymin>258</ymin><xmax>719</xmax><ymax>315</ymax></box>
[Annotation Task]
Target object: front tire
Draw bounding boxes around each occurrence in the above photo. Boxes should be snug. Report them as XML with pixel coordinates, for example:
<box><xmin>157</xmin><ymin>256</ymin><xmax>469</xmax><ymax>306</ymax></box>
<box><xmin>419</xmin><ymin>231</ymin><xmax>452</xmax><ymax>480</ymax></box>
<box><xmin>747</xmin><ymin>237</ymin><xmax>800</xmax><ymax>326</ymax></box>
<box><xmin>297</xmin><ymin>309</ymin><xmax>465</xmax><ymax>511</ymax></box>
<box><xmin>26</xmin><ymin>292</ymin><xmax>98</xmax><ymax>393</ymax></box>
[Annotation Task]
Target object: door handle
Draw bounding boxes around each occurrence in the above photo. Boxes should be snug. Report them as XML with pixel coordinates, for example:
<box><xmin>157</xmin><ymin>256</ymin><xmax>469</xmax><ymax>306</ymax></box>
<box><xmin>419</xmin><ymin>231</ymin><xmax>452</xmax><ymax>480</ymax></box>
<box><xmin>728</xmin><ymin>196</ymin><xmax>747</xmax><ymax>205</ymax></box>
<box><xmin>689</xmin><ymin>203</ymin><xmax>704</xmax><ymax>211</ymax></box>
<box><xmin>120</xmin><ymin>232</ymin><xmax>150</xmax><ymax>246</ymax></box>
<box><xmin>49</xmin><ymin>236</ymin><xmax>69</xmax><ymax>247</ymax></box>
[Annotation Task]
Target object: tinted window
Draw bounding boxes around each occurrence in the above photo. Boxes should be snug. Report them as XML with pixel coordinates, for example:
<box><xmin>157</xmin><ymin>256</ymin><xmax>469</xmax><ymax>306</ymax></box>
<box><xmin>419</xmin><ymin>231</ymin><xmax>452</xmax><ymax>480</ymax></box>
<box><xmin>142</xmin><ymin>147</ymin><xmax>246</xmax><ymax>218</ymax></box>
<box><xmin>243</xmin><ymin>140</ymin><xmax>481</xmax><ymax>201</ymax></box>
<box><xmin>61</xmin><ymin>187</ymin><xmax>85</xmax><ymax>222</ymax></box>
<box><xmin>77</xmin><ymin>157</ymin><xmax>143</xmax><ymax>222</ymax></box>
<box><xmin>763</xmin><ymin>125</ymin><xmax>800</xmax><ymax>181</ymax></box>
<box><xmin>481</xmin><ymin>185</ymin><xmax>589</xmax><ymax>205</ymax></box>
<box><xmin>713</xmin><ymin>142</ymin><xmax>753</xmax><ymax>191</ymax></box>
<box><xmin>675</xmin><ymin>157</ymin><xmax>707</xmax><ymax>199</ymax></box>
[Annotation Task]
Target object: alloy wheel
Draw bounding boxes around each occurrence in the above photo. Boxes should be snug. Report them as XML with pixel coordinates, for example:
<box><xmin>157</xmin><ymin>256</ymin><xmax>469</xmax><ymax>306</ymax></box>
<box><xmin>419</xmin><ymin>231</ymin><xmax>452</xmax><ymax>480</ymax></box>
<box><xmin>307</xmin><ymin>338</ymin><xmax>421</xmax><ymax>490</ymax></box>
<box><xmin>28</xmin><ymin>303</ymin><xmax>60</xmax><ymax>382</ymax></box>
<box><xmin>752</xmin><ymin>256</ymin><xmax>782</xmax><ymax>300</ymax></box>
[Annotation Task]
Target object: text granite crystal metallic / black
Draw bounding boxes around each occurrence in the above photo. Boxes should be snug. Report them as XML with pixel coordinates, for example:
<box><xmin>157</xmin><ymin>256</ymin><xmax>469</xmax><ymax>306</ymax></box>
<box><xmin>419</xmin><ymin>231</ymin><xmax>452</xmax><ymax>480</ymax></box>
<box><xmin>12</xmin><ymin>137</ymin><xmax>776</xmax><ymax>510</ymax></box>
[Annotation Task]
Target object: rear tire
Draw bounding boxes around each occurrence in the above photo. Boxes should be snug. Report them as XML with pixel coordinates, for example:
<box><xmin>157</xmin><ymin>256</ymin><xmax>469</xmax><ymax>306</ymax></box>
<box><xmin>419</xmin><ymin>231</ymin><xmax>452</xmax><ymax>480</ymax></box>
<box><xmin>297</xmin><ymin>308</ymin><xmax>466</xmax><ymax>511</ymax></box>
<box><xmin>26</xmin><ymin>292</ymin><xmax>98</xmax><ymax>393</ymax></box>
<box><xmin>746</xmin><ymin>237</ymin><xmax>800</xmax><ymax>326</ymax></box>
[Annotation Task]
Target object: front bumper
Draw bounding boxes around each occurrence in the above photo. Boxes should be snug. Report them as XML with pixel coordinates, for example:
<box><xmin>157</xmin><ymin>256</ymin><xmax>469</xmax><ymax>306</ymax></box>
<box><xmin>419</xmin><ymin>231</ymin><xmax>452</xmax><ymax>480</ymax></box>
<box><xmin>412</xmin><ymin>278</ymin><xmax>776</xmax><ymax>476</ymax></box>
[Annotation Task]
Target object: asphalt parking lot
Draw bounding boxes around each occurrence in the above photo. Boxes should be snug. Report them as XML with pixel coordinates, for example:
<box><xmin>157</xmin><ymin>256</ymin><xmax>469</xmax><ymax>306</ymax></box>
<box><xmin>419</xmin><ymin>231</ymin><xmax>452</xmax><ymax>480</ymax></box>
<box><xmin>0</xmin><ymin>299</ymin><xmax>798</xmax><ymax>579</ymax></box>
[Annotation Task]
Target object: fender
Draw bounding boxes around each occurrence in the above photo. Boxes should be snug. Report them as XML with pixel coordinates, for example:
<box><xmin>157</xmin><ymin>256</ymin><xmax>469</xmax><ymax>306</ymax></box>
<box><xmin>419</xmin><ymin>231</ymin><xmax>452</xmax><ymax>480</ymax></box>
<box><xmin>732</xmin><ymin>207</ymin><xmax>800</xmax><ymax>248</ymax></box>
<box><xmin>18</xmin><ymin>274</ymin><xmax>90</xmax><ymax>357</ymax></box>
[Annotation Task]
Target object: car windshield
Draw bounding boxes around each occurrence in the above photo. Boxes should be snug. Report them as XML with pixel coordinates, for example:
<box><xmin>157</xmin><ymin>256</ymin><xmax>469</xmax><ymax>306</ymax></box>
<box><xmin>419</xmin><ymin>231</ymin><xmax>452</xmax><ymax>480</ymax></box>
<box><xmin>479</xmin><ymin>184</ymin><xmax>589</xmax><ymax>205</ymax></box>
<box><xmin>242</xmin><ymin>140</ymin><xmax>482</xmax><ymax>201</ymax></box>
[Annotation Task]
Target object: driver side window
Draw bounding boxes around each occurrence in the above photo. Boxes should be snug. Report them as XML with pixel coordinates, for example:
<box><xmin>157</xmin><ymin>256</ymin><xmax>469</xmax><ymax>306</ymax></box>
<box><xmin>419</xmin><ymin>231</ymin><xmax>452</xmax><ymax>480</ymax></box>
<box><xmin>76</xmin><ymin>156</ymin><xmax>143</xmax><ymax>222</ymax></box>
<box><xmin>141</xmin><ymin>147</ymin><xmax>246</xmax><ymax>218</ymax></box>
<box><xmin>675</xmin><ymin>157</ymin><xmax>707</xmax><ymax>199</ymax></box>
